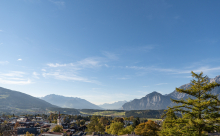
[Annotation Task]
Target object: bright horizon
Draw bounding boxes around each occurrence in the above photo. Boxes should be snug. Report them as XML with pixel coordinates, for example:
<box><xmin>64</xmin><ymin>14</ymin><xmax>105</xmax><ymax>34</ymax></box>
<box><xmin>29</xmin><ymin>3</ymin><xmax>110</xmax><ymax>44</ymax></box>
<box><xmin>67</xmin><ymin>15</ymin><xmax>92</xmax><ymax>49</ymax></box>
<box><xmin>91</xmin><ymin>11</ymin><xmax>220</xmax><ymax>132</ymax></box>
<box><xmin>1</xmin><ymin>0</ymin><xmax>220</xmax><ymax>105</ymax></box>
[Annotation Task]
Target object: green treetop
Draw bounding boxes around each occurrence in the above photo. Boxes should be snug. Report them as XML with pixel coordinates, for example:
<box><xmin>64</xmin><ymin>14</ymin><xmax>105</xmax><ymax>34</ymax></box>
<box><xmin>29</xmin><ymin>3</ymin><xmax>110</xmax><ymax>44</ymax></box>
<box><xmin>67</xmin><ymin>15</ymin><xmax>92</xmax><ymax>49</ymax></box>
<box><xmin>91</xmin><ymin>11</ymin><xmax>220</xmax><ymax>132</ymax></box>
<box><xmin>170</xmin><ymin>71</ymin><xmax>220</xmax><ymax>136</ymax></box>
<box><xmin>86</xmin><ymin>116</ymin><xmax>105</xmax><ymax>134</ymax></box>
<box><xmin>160</xmin><ymin>108</ymin><xmax>183</xmax><ymax>136</ymax></box>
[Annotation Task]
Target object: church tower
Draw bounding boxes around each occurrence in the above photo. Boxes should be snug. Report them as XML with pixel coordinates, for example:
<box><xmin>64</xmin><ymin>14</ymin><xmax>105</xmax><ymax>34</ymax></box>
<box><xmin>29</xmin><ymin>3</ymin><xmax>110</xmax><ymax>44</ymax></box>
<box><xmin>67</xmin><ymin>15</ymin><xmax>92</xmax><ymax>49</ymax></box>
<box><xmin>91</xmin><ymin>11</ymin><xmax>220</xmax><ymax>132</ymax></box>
<box><xmin>57</xmin><ymin>111</ymin><xmax>62</xmax><ymax>125</ymax></box>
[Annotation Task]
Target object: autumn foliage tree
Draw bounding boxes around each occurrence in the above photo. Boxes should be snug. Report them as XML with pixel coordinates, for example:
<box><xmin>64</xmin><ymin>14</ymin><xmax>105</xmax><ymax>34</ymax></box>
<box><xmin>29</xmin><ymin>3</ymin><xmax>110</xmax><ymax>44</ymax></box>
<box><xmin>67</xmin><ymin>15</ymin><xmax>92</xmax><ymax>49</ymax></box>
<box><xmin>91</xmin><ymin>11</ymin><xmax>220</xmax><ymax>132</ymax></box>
<box><xmin>86</xmin><ymin>116</ymin><xmax>105</xmax><ymax>134</ymax></box>
<box><xmin>134</xmin><ymin>120</ymin><xmax>160</xmax><ymax>136</ymax></box>
<box><xmin>52</xmin><ymin>125</ymin><xmax>63</xmax><ymax>132</ymax></box>
<box><xmin>25</xmin><ymin>131</ymin><xmax>34</xmax><ymax>136</ymax></box>
<box><xmin>106</xmin><ymin>121</ymin><xmax>134</xmax><ymax>135</ymax></box>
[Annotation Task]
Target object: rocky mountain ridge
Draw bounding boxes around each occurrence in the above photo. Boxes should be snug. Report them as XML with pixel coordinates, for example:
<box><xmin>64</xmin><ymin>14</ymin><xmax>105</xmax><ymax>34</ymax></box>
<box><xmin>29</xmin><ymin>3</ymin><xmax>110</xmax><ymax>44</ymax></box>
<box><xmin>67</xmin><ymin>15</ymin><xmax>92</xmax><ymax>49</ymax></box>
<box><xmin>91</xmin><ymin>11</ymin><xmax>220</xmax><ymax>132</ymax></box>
<box><xmin>122</xmin><ymin>75</ymin><xmax>220</xmax><ymax>110</ymax></box>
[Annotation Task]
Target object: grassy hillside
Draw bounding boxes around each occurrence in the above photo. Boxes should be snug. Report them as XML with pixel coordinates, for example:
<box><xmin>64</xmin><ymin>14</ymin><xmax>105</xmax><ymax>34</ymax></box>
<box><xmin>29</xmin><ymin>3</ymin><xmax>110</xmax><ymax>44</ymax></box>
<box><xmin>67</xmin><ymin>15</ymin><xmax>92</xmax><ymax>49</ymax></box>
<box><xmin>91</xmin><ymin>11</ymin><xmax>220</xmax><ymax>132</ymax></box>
<box><xmin>47</xmin><ymin>107</ymin><xmax>80</xmax><ymax>114</ymax></box>
<box><xmin>80</xmin><ymin>109</ymin><xmax>125</xmax><ymax>117</ymax></box>
<box><xmin>0</xmin><ymin>87</ymin><xmax>57</xmax><ymax>110</ymax></box>
<box><xmin>79</xmin><ymin>109</ymin><xmax>166</xmax><ymax>118</ymax></box>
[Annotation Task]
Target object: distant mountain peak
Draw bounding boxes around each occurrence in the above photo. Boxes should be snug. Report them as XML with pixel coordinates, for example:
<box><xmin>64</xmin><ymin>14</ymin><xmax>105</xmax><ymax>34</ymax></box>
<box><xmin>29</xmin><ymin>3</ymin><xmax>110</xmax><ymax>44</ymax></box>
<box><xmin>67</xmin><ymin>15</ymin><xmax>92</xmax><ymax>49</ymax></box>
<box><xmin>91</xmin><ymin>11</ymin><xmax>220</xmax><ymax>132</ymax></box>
<box><xmin>145</xmin><ymin>91</ymin><xmax>162</xmax><ymax>97</ymax></box>
<box><xmin>122</xmin><ymin>75</ymin><xmax>220</xmax><ymax>110</ymax></box>
<box><xmin>98</xmin><ymin>100</ymin><xmax>128</xmax><ymax>110</ymax></box>
<box><xmin>41</xmin><ymin>94</ymin><xmax>103</xmax><ymax>109</ymax></box>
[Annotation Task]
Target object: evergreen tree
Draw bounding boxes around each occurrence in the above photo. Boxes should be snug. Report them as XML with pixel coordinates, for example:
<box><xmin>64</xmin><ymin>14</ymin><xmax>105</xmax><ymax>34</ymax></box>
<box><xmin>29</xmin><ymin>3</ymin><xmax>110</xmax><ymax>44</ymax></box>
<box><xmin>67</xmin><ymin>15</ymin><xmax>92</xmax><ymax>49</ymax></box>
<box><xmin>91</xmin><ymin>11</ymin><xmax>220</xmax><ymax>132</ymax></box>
<box><xmin>160</xmin><ymin>108</ymin><xmax>183</xmax><ymax>136</ymax></box>
<box><xmin>170</xmin><ymin>71</ymin><xmax>220</xmax><ymax>136</ymax></box>
<box><xmin>132</xmin><ymin>117</ymin><xmax>140</xmax><ymax>128</ymax></box>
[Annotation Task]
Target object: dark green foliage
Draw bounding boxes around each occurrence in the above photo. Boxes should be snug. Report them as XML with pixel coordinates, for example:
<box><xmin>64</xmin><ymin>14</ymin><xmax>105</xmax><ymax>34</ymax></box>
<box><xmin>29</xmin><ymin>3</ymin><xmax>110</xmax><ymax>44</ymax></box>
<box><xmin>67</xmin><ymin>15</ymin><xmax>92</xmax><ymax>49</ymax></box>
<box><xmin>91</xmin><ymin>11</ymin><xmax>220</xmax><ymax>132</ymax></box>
<box><xmin>125</xmin><ymin>110</ymin><xmax>165</xmax><ymax>118</ymax></box>
<box><xmin>169</xmin><ymin>71</ymin><xmax>220</xmax><ymax>136</ymax></box>
<box><xmin>132</xmin><ymin>117</ymin><xmax>140</xmax><ymax>128</ymax></box>
<box><xmin>81</xmin><ymin>109</ymin><xmax>124</xmax><ymax>113</ymax></box>
<box><xmin>160</xmin><ymin>108</ymin><xmax>183</xmax><ymax>136</ymax></box>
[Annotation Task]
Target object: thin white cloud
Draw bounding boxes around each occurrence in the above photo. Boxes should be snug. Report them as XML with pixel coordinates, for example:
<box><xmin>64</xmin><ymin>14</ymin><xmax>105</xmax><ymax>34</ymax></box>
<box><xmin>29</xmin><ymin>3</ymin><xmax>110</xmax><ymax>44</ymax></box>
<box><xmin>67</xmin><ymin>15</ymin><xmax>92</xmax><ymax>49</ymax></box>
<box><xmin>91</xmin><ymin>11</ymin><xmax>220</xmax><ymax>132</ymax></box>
<box><xmin>41</xmin><ymin>69</ymin><xmax>46</xmax><ymax>71</ymax></box>
<box><xmin>1</xmin><ymin>71</ymin><xmax>25</xmax><ymax>77</ymax></box>
<box><xmin>102</xmin><ymin>51</ymin><xmax>118</xmax><ymax>60</ymax></box>
<box><xmin>47</xmin><ymin>57</ymin><xmax>102</xmax><ymax>69</ymax></box>
<box><xmin>0</xmin><ymin>30</ymin><xmax>2</xmax><ymax>32</ymax></box>
<box><xmin>77</xmin><ymin>58</ymin><xmax>101</xmax><ymax>68</ymax></box>
<box><xmin>155</xmin><ymin>83</ymin><xmax>168</xmax><ymax>86</ymax></box>
<box><xmin>0</xmin><ymin>61</ymin><xmax>9</xmax><ymax>65</ymax></box>
<box><xmin>0</xmin><ymin>78</ymin><xmax>32</xmax><ymax>85</ymax></box>
<box><xmin>18</xmin><ymin>59</ymin><xmax>22</xmax><ymax>61</ymax></box>
<box><xmin>126</xmin><ymin>65</ymin><xmax>220</xmax><ymax>76</ymax></box>
<box><xmin>42</xmin><ymin>72</ymin><xmax>99</xmax><ymax>84</ymax></box>
<box><xmin>47</xmin><ymin>63</ymin><xmax>66</xmax><ymax>67</ymax></box>
<box><xmin>33</xmin><ymin>72</ymin><xmax>39</xmax><ymax>79</ymax></box>
<box><xmin>45</xmin><ymin>56</ymin><xmax>117</xmax><ymax>84</ymax></box>
<box><xmin>0</xmin><ymin>71</ymin><xmax>32</xmax><ymax>85</ymax></box>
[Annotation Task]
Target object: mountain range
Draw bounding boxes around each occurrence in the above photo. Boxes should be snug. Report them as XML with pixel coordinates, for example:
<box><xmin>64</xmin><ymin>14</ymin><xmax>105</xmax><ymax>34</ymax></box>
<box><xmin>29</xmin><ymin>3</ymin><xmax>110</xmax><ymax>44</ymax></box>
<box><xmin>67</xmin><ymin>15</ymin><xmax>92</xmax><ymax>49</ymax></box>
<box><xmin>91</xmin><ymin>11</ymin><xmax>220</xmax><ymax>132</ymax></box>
<box><xmin>98</xmin><ymin>100</ymin><xmax>127</xmax><ymax>109</ymax></box>
<box><xmin>122</xmin><ymin>75</ymin><xmax>220</xmax><ymax>110</ymax></box>
<box><xmin>0</xmin><ymin>87</ymin><xmax>57</xmax><ymax>110</ymax></box>
<box><xmin>40</xmin><ymin>94</ymin><xmax>103</xmax><ymax>109</ymax></box>
<box><xmin>0</xmin><ymin>75</ymin><xmax>219</xmax><ymax>111</ymax></box>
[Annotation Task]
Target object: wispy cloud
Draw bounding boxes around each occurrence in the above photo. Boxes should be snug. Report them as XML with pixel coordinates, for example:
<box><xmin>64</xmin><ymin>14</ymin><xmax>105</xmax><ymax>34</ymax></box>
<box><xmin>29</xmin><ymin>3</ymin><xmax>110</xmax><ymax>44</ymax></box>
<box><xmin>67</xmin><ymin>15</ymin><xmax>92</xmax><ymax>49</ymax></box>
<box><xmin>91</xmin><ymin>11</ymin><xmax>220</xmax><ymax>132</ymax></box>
<box><xmin>77</xmin><ymin>58</ymin><xmax>102</xmax><ymax>68</ymax></box>
<box><xmin>126</xmin><ymin>65</ymin><xmax>220</xmax><ymax>76</ymax></box>
<box><xmin>0</xmin><ymin>61</ymin><xmax>9</xmax><ymax>65</ymax></box>
<box><xmin>155</xmin><ymin>83</ymin><xmax>168</xmax><ymax>85</ymax></box>
<box><xmin>0</xmin><ymin>78</ymin><xmax>32</xmax><ymax>85</ymax></box>
<box><xmin>102</xmin><ymin>51</ymin><xmax>118</xmax><ymax>60</ymax></box>
<box><xmin>0</xmin><ymin>30</ymin><xmax>2</xmax><ymax>32</ymax></box>
<box><xmin>0</xmin><ymin>71</ymin><xmax>32</xmax><ymax>85</ymax></box>
<box><xmin>47</xmin><ymin>63</ymin><xmax>66</xmax><ymax>67</ymax></box>
<box><xmin>18</xmin><ymin>59</ymin><xmax>22</xmax><ymax>61</ymax></box>
<box><xmin>47</xmin><ymin>57</ymin><xmax>102</xmax><ymax>69</ymax></box>
<box><xmin>1</xmin><ymin>71</ymin><xmax>25</xmax><ymax>77</ymax></box>
<box><xmin>45</xmin><ymin>54</ymin><xmax>118</xmax><ymax>84</ymax></box>
<box><xmin>42</xmin><ymin>72</ymin><xmax>100</xmax><ymax>84</ymax></box>
<box><xmin>33</xmin><ymin>72</ymin><xmax>39</xmax><ymax>79</ymax></box>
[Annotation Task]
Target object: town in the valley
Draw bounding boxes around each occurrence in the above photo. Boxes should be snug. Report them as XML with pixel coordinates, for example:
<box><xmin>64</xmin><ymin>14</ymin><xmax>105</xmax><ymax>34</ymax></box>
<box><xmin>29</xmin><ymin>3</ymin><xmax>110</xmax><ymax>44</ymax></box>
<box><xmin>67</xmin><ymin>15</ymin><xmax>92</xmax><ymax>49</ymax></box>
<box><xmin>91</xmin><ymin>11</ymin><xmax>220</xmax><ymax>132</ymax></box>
<box><xmin>0</xmin><ymin>110</ymin><xmax>163</xmax><ymax>136</ymax></box>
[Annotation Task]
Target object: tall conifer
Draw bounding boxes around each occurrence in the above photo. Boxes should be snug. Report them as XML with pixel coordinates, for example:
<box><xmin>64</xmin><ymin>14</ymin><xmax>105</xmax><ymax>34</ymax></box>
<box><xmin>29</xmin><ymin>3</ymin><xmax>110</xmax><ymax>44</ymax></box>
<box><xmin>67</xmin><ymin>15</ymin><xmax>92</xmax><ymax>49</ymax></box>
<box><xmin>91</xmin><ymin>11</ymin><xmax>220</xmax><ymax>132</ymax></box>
<box><xmin>170</xmin><ymin>71</ymin><xmax>220</xmax><ymax>135</ymax></box>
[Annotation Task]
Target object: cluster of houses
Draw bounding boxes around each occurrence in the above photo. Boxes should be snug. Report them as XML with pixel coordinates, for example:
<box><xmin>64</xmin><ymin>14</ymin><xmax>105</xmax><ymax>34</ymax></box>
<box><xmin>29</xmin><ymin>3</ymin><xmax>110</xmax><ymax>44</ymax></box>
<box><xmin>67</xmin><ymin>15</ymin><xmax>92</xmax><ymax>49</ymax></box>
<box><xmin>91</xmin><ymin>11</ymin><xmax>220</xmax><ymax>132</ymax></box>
<box><xmin>0</xmin><ymin>113</ymin><xmax>165</xmax><ymax>136</ymax></box>
<box><xmin>0</xmin><ymin>113</ymin><xmax>87</xmax><ymax>136</ymax></box>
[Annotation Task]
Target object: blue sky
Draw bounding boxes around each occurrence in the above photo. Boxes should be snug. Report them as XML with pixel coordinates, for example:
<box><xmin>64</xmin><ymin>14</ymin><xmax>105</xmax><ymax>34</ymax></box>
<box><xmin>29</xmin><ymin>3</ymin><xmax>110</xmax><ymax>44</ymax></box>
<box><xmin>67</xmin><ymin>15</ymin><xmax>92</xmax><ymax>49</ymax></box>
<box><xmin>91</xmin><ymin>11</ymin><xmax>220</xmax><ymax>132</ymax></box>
<box><xmin>1</xmin><ymin>0</ymin><xmax>220</xmax><ymax>105</ymax></box>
